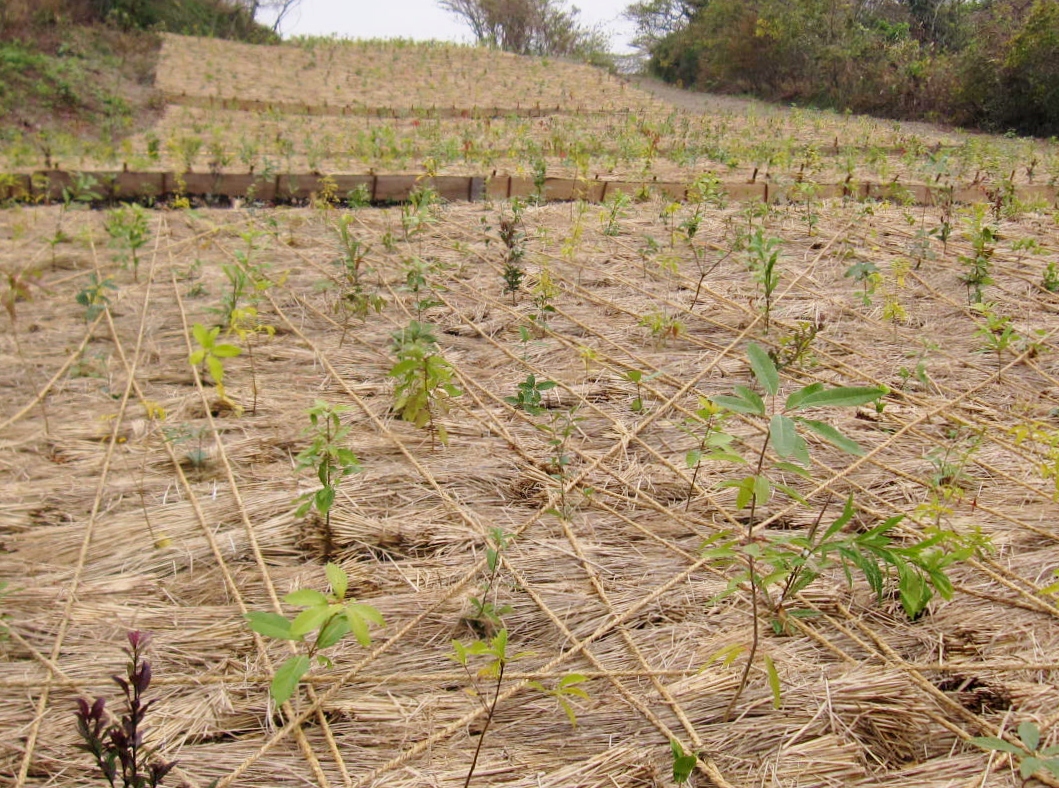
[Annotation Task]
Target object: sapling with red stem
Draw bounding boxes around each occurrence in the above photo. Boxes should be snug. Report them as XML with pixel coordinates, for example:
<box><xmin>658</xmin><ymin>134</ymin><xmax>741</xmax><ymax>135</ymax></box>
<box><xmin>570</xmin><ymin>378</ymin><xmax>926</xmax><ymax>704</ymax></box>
<box><xmin>74</xmin><ymin>631</ymin><xmax>177</xmax><ymax>788</ymax></box>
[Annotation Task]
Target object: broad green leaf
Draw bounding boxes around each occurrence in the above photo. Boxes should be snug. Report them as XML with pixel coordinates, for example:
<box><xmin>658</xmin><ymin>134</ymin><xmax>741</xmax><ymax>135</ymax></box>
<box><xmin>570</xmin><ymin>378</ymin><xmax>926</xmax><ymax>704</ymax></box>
<box><xmin>556</xmin><ymin>696</ymin><xmax>578</xmax><ymax>728</ymax></box>
<box><xmin>289</xmin><ymin>604</ymin><xmax>331</xmax><ymax>638</ymax></box>
<box><xmin>898</xmin><ymin>567</ymin><xmax>932</xmax><ymax>619</ymax></box>
<box><xmin>794</xmin><ymin>385</ymin><xmax>887</xmax><ymax>410</ymax></box>
<box><xmin>764</xmin><ymin>654</ymin><xmax>782</xmax><ymax>709</ymax></box>
<box><xmin>492</xmin><ymin>628</ymin><xmax>509</xmax><ymax>657</ymax></box>
<box><xmin>670</xmin><ymin>740</ymin><xmax>697</xmax><ymax>784</ymax></box>
<box><xmin>728</xmin><ymin>476</ymin><xmax>756</xmax><ymax>509</ymax></box>
<box><xmin>388</xmin><ymin>358</ymin><xmax>419</xmax><ymax>378</ymax></box>
<box><xmin>188</xmin><ymin>349</ymin><xmax>205</xmax><ymax>365</ymax></box>
<box><xmin>797</xmin><ymin>418</ymin><xmax>865</xmax><ymax>455</ymax></box>
<box><xmin>1019</xmin><ymin>721</ymin><xmax>1041</xmax><ymax>753</ymax></box>
<box><xmin>326</xmin><ymin>562</ymin><xmax>348</xmax><ymax>601</ymax></box>
<box><xmin>774</xmin><ymin>461</ymin><xmax>811</xmax><ymax>478</ymax></box>
<box><xmin>206</xmin><ymin>356</ymin><xmax>224</xmax><ymax>385</ymax></box>
<box><xmin>244</xmin><ymin>611</ymin><xmax>298</xmax><ymax>641</ymax></box>
<box><xmin>271</xmin><ymin>655</ymin><xmax>311</xmax><ymax>705</ymax></box>
<box><xmin>970</xmin><ymin>736</ymin><xmax>1025</xmax><ymax>756</ymax></box>
<box><xmin>192</xmin><ymin>323</ymin><xmax>212</xmax><ymax>348</ymax></box>
<box><xmin>450</xmin><ymin>639</ymin><xmax>469</xmax><ymax>666</ymax></box>
<box><xmin>284</xmin><ymin>588</ymin><xmax>329</xmax><ymax>607</ymax></box>
<box><xmin>753</xmin><ymin>474</ymin><xmax>772</xmax><ymax>506</ymax></box>
<box><xmin>315</xmin><ymin>486</ymin><xmax>336</xmax><ymax>514</ymax></box>
<box><xmin>711</xmin><ymin>393</ymin><xmax>762</xmax><ymax>415</ymax></box>
<box><xmin>347</xmin><ymin>601</ymin><xmax>385</xmax><ymax>627</ymax></box>
<box><xmin>212</xmin><ymin>343</ymin><xmax>242</xmax><ymax>358</ymax></box>
<box><xmin>784</xmin><ymin>382</ymin><xmax>824</xmax><ymax>411</ymax></box>
<box><xmin>537</xmin><ymin>380</ymin><xmax>557</xmax><ymax>390</ymax></box>
<box><xmin>734</xmin><ymin>385</ymin><xmax>765</xmax><ymax>414</ymax></box>
<box><xmin>926</xmin><ymin>566</ymin><xmax>955</xmax><ymax>600</ymax></box>
<box><xmin>747</xmin><ymin>343</ymin><xmax>780</xmax><ymax>396</ymax></box>
<box><xmin>345</xmin><ymin>602</ymin><xmax>384</xmax><ymax>647</ymax></box>
<box><xmin>335</xmin><ymin>449</ymin><xmax>360</xmax><ymax>469</ymax></box>
<box><xmin>316</xmin><ymin>612</ymin><xmax>351</xmax><ymax>649</ymax></box>
<box><xmin>769</xmin><ymin>415</ymin><xmax>799</xmax><ymax>459</ymax></box>
<box><xmin>1021</xmin><ymin>757</ymin><xmax>1043</xmax><ymax>780</ymax></box>
<box><xmin>347</xmin><ymin>610</ymin><xmax>371</xmax><ymax>647</ymax></box>
<box><xmin>686</xmin><ymin>449</ymin><xmax>702</xmax><ymax>468</ymax></box>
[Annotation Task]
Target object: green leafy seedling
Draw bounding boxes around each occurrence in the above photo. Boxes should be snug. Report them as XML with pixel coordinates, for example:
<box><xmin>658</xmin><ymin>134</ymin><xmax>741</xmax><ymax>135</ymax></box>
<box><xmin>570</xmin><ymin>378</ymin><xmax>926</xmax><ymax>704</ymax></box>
<box><xmin>450</xmin><ymin>629</ymin><xmax>533</xmax><ymax>788</ymax></box>
<box><xmin>504</xmin><ymin>374</ymin><xmax>556</xmax><ymax>416</ymax></box>
<box><xmin>76</xmin><ymin>273</ymin><xmax>117</xmax><ymax>323</ymax></box>
<box><xmin>971</xmin><ymin>720</ymin><xmax>1059</xmax><ymax>782</ymax></box>
<box><xmin>844</xmin><ymin>259</ymin><xmax>880</xmax><ymax>306</ymax></box>
<box><xmin>681</xmin><ymin>396</ymin><xmax>743</xmax><ymax>510</ymax></box>
<box><xmin>389</xmin><ymin>321</ymin><xmax>462</xmax><ymax>447</ymax></box>
<box><xmin>188</xmin><ymin>323</ymin><xmax>242</xmax><ymax>402</ymax></box>
<box><xmin>466</xmin><ymin>527</ymin><xmax>513</xmax><ymax>635</ymax></box>
<box><xmin>623</xmin><ymin>368</ymin><xmax>660</xmax><ymax>413</ymax></box>
<box><xmin>972</xmin><ymin>303</ymin><xmax>1020</xmax><ymax>382</ymax></box>
<box><xmin>746</xmin><ymin>228</ymin><xmax>781</xmax><ymax>332</ymax></box>
<box><xmin>229</xmin><ymin>306</ymin><xmax>274</xmax><ymax>415</ymax></box>
<box><xmin>294</xmin><ymin>401</ymin><xmax>361</xmax><ymax>525</ymax></box>
<box><xmin>670</xmin><ymin>739</ymin><xmax>699</xmax><ymax>784</ymax></box>
<box><xmin>527</xmin><ymin>674</ymin><xmax>590</xmax><ymax>728</ymax></box>
<box><xmin>245</xmin><ymin>562</ymin><xmax>383</xmax><ymax>705</ymax></box>
<box><xmin>104</xmin><ymin>204</ymin><xmax>150</xmax><ymax>282</ymax></box>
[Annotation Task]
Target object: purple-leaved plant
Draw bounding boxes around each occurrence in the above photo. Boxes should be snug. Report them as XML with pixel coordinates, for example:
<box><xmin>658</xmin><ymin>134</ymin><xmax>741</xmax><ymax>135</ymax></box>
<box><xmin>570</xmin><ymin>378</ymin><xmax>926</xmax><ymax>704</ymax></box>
<box><xmin>74</xmin><ymin>631</ymin><xmax>177</xmax><ymax>788</ymax></box>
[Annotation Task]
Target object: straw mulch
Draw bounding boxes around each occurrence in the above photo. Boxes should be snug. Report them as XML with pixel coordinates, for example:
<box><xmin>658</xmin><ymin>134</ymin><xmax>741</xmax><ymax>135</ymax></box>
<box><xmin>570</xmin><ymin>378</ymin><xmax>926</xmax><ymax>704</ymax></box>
<box><xmin>2</xmin><ymin>194</ymin><xmax>1059</xmax><ymax>788</ymax></box>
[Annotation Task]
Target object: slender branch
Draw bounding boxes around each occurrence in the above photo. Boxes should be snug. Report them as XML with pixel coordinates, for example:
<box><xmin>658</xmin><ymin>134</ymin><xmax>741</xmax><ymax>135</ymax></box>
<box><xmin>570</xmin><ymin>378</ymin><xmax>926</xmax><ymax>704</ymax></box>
<box><xmin>722</xmin><ymin>432</ymin><xmax>770</xmax><ymax>722</ymax></box>
<box><xmin>463</xmin><ymin>660</ymin><xmax>505</xmax><ymax>788</ymax></box>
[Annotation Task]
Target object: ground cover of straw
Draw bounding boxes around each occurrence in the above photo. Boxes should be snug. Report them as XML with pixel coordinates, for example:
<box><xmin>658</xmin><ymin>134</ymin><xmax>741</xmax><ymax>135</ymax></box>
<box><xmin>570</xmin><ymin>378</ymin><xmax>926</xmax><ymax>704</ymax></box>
<box><xmin>2</xmin><ymin>191</ymin><xmax>1059</xmax><ymax>788</ymax></box>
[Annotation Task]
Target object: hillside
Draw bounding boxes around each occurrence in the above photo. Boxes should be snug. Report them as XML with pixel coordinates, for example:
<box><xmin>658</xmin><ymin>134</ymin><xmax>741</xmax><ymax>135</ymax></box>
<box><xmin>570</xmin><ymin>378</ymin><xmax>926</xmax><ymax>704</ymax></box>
<box><xmin>0</xmin><ymin>0</ymin><xmax>275</xmax><ymax>163</ymax></box>
<box><xmin>2</xmin><ymin>31</ymin><xmax>1057</xmax><ymax>195</ymax></box>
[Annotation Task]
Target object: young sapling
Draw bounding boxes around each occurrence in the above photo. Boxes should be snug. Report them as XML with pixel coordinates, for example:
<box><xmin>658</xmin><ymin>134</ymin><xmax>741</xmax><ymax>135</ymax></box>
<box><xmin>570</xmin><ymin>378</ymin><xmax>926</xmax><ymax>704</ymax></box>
<box><xmin>450</xmin><ymin>629</ymin><xmax>532</xmax><ymax>788</ymax></box>
<box><xmin>104</xmin><ymin>204</ymin><xmax>150</xmax><ymax>283</ymax></box>
<box><xmin>74</xmin><ymin>631</ymin><xmax>177</xmax><ymax>788</ymax></box>
<box><xmin>245</xmin><ymin>562</ymin><xmax>383</xmax><ymax>704</ymax></box>
<box><xmin>504</xmin><ymin>374</ymin><xmax>556</xmax><ymax>416</ymax></box>
<box><xmin>188</xmin><ymin>323</ymin><xmax>242</xmax><ymax>406</ymax></box>
<box><xmin>294</xmin><ymin>401</ymin><xmax>361</xmax><ymax>536</ymax></box>
<box><xmin>77</xmin><ymin>274</ymin><xmax>118</xmax><ymax>323</ymax></box>
<box><xmin>971</xmin><ymin>720</ymin><xmax>1059</xmax><ymax>783</ymax></box>
<box><xmin>389</xmin><ymin>321</ymin><xmax>462</xmax><ymax>447</ymax></box>
<box><xmin>229</xmin><ymin>307</ymin><xmax>274</xmax><ymax>414</ymax></box>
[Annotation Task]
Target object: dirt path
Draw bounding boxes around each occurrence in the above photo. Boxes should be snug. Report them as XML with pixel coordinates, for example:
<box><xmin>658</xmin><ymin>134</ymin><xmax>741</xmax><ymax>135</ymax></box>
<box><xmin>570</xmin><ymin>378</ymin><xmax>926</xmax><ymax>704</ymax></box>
<box><xmin>628</xmin><ymin>74</ymin><xmax>981</xmax><ymax>140</ymax></box>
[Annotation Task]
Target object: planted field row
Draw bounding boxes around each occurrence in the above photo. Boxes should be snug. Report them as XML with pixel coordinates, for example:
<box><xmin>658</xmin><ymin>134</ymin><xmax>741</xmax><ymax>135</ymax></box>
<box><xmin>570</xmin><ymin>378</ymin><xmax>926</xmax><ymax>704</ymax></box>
<box><xmin>8</xmin><ymin>100</ymin><xmax>1057</xmax><ymax>188</ymax></box>
<box><xmin>162</xmin><ymin>92</ymin><xmax>658</xmax><ymax>118</ymax></box>
<box><xmin>3</xmin><ymin>169</ymin><xmax>1059</xmax><ymax>209</ymax></box>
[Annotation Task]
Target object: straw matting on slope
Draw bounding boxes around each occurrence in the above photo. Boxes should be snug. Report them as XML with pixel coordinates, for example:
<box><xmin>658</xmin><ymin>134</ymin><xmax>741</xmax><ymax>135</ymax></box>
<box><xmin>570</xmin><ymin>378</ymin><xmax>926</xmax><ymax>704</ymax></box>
<box><xmin>2</xmin><ymin>195</ymin><xmax>1059</xmax><ymax>788</ymax></box>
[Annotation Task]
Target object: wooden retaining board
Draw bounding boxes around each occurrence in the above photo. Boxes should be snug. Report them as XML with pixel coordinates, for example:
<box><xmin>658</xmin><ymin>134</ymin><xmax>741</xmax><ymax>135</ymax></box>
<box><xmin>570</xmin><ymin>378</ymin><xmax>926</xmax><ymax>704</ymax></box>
<box><xmin>3</xmin><ymin>171</ymin><xmax>1056</xmax><ymax>208</ymax></box>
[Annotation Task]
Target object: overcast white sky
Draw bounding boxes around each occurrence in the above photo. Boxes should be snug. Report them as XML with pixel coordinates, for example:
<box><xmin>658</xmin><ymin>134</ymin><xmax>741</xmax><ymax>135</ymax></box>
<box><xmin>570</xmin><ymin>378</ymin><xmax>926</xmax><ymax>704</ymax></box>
<box><xmin>269</xmin><ymin>0</ymin><xmax>638</xmax><ymax>53</ymax></box>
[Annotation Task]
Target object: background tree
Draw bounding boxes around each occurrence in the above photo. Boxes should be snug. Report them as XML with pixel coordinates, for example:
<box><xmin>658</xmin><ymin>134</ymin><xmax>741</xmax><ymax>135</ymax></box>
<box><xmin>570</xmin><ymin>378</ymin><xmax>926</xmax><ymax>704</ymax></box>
<box><xmin>438</xmin><ymin>0</ymin><xmax>609</xmax><ymax>59</ymax></box>
<box><xmin>627</xmin><ymin>0</ymin><xmax>1059</xmax><ymax>136</ymax></box>
<box><xmin>237</xmin><ymin>0</ymin><xmax>301</xmax><ymax>32</ymax></box>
